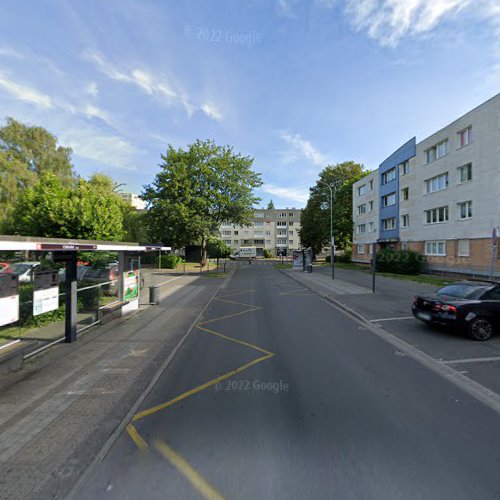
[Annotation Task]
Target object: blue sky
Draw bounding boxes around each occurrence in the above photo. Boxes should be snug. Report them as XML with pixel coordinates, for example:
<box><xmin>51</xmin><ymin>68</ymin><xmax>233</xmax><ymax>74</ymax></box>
<box><xmin>0</xmin><ymin>0</ymin><xmax>498</xmax><ymax>208</ymax></box>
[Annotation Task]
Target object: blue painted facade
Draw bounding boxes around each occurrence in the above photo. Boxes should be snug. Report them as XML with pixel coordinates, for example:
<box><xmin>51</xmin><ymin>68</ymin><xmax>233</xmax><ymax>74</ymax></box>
<box><xmin>378</xmin><ymin>137</ymin><xmax>416</xmax><ymax>243</ymax></box>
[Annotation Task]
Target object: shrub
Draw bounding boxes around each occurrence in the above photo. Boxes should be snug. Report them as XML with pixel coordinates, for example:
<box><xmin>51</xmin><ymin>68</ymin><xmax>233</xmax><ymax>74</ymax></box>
<box><xmin>336</xmin><ymin>251</ymin><xmax>352</xmax><ymax>264</ymax></box>
<box><xmin>325</xmin><ymin>255</ymin><xmax>331</xmax><ymax>263</ymax></box>
<box><xmin>157</xmin><ymin>254</ymin><xmax>184</xmax><ymax>269</ymax></box>
<box><xmin>263</xmin><ymin>249</ymin><xmax>273</xmax><ymax>258</ymax></box>
<box><xmin>375</xmin><ymin>249</ymin><xmax>423</xmax><ymax>275</ymax></box>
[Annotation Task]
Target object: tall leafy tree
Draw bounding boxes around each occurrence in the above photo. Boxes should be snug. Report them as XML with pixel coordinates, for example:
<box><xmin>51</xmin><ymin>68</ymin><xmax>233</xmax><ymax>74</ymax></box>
<box><xmin>143</xmin><ymin>139</ymin><xmax>262</xmax><ymax>261</ymax></box>
<box><xmin>9</xmin><ymin>173</ymin><xmax>125</xmax><ymax>240</ymax></box>
<box><xmin>267</xmin><ymin>199</ymin><xmax>275</xmax><ymax>209</ymax></box>
<box><xmin>0</xmin><ymin>117</ymin><xmax>74</xmax><ymax>231</ymax></box>
<box><xmin>299</xmin><ymin>161</ymin><xmax>368</xmax><ymax>255</ymax></box>
<box><xmin>207</xmin><ymin>238</ymin><xmax>232</xmax><ymax>267</ymax></box>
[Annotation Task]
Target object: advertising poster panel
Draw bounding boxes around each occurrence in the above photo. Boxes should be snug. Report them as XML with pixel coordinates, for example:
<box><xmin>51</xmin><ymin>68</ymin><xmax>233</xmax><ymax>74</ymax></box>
<box><xmin>33</xmin><ymin>270</ymin><xmax>59</xmax><ymax>316</ymax></box>
<box><xmin>124</xmin><ymin>270</ymin><xmax>139</xmax><ymax>301</ymax></box>
<box><xmin>0</xmin><ymin>273</ymin><xmax>19</xmax><ymax>326</ymax></box>
<box><xmin>292</xmin><ymin>250</ymin><xmax>303</xmax><ymax>270</ymax></box>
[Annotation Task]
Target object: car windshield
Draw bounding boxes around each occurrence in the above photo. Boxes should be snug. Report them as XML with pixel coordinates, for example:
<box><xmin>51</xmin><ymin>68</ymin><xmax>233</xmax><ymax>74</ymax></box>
<box><xmin>8</xmin><ymin>263</ymin><xmax>33</xmax><ymax>275</ymax></box>
<box><xmin>437</xmin><ymin>284</ymin><xmax>489</xmax><ymax>299</ymax></box>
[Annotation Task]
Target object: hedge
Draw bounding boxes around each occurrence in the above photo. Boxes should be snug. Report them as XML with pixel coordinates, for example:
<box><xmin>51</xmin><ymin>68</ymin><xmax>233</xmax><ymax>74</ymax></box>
<box><xmin>156</xmin><ymin>254</ymin><xmax>184</xmax><ymax>269</ymax></box>
<box><xmin>375</xmin><ymin>249</ymin><xmax>423</xmax><ymax>275</ymax></box>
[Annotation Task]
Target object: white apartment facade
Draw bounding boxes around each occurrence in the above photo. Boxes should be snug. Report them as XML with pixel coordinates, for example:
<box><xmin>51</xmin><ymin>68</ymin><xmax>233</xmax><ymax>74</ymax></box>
<box><xmin>219</xmin><ymin>208</ymin><xmax>302</xmax><ymax>257</ymax></box>
<box><xmin>119</xmin><ymin>192</ymin><xmax>146</xmax><ymax>210</ymax></box>
<box><xmin>352</xmin><ymin>92</ymin><xmax>500</xmax><ymax>276</ymax></box>
<box><xmin>352</xmin><ymin>171</ymin><xmax>379</xmax><ymax>263</ymax></box>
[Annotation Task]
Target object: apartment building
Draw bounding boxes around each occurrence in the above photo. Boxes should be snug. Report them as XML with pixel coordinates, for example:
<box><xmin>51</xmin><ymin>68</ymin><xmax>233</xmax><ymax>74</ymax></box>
<box><xmin>352</xmin><ymin>93</ymin><xmax>500</xmax><ymax>275</ymax></box>
<box><xmin>118</xmin><ymin>192</ymin><xmax>146</xmax><ymax>210</ymax></box>
<box><xmin>219</xmin><ymin>208</ymin><xmax>302</xmax><ymax>257</ymax></box>
<box><xmin>351</xmin><ymin>171</ymin><xmax>379</xmax><ymax>262</ymax></box>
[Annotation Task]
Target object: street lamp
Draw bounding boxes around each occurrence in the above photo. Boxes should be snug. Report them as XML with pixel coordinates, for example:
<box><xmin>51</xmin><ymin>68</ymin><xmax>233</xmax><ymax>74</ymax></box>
<box><xmin>318</xmin><ymin>180</ymin><xmax>342</xmax><ymax>280</ymax></box>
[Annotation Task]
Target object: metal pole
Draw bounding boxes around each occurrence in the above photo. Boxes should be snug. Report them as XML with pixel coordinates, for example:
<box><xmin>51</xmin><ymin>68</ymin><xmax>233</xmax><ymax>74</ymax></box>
<box><xmin>372</xmin><ymin>242</ymin><xmax>376</xmax><ymax>293</ymax></box>
<box><xmin>330</xmin><ymin>186</ymin><xmax>334</xmax><ymax>280</ymax></box>
<box><xmin>65</xmin><ymin>253</ymin><xmax>77</xmax><ymax>343</ymax></box>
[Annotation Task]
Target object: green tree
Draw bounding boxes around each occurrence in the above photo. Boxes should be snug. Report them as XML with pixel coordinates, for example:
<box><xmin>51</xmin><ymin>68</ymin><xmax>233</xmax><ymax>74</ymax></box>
<box><xmin>299</xmin><ymin>162</ymin><xmax>368</xmax><ymax>256</ymax></box>
<box><xmin>88</xmin><ymin>172</ymin><xmax>125</xmax><ymax>193</ymax></box>
<box><xmin>267</xmin><ymin>199</ymin><xmax>275</xmax><ymax>209</ymax></box>
<box><xmin>123</xmin><ymin>209</ymin><xmax>150</xmax><ymax>242</ymax></box>
<box><xmin>0</xmin><ymin>117</ymin><xmax>74</xmax><ymax>231</ymax></box>
<box><xmin>9</xmin><ymin>173</ymin><xmax>125</xmax><ymax>240</ymax></box>
<box><xmin>143</xmin><ymin>139</ymin><xmax>262</xmax><ymax>261</ymax></box>
<box><xmin>207</xmin><ymin>238</ymin><xmax>231</xmax><ymax>267</ymax></box>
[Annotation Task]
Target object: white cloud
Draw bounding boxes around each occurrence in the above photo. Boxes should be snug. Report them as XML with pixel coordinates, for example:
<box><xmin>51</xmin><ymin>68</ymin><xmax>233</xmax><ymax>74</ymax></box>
<box><xmin>262</xmin><ymin>184</ymin><xmax>309</xmax><ymax>204</ymax></box>
<box><xmin>276</xmin><ymin>0</ymin><xmax>297</xmax><ymax>18</ymax></box>
<box><xmin>201</xmin><ymin>102</ymin><xmax>223</xmax><ymax>121</ymax></box>
<box><xmin>0</xmin><ymin>46</ymin><xmax>23</xmax><ymax>59</ymax></box>
<box><xmin>0</xmin><ymin>72</ymin><xmax>52</xmax><ymax>108</ymax></box>
<box><xmin>59</xmin><ymin>125</ymin><xmax>139</xmax><ymax>171</ymax></box>
<box><xmin>343</xmin><ymin>0</ymin><xmax>472</xmax><ymax>46</ymax></box>
<box><xmin>83</xmin><ymin>49</ymin><xmax>222</xmax><ymax>121</ymax></box>
<box><xmin>86</xmin><ymin>82</ymin><xmax>98</xmax><ymax>96</ymax></box>
<box><xmin>280</xmin><ymin>131</ymin><xmax>327</xmax><ymax>167</ymax></box>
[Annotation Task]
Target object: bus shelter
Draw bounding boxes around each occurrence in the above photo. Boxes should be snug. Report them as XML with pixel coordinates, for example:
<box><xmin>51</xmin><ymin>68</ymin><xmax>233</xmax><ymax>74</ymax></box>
<box><xmin>0</xmin><ymin>236</ymin><xmax>170</xmax><ymax>344</ymax></box>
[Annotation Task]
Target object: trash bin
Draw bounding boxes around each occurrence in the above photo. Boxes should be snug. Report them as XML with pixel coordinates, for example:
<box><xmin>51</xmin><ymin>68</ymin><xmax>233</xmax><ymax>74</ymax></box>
<box><xmin>306</xmin><ymin>264</ymin><xmax>313</xmax><ymax>273</ymax></box>
<box><xmin>149</xmin><ymin>286</ymin><xmax>160</xmax><ymax>305</ymax></box>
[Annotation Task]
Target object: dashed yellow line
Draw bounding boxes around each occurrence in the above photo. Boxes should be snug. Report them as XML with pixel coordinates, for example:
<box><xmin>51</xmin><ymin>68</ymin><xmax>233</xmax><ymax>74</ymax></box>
<box><xmin>155</xmin><ymin>440</ymin><xmax>225</xmax><ymax>500</ymax></box>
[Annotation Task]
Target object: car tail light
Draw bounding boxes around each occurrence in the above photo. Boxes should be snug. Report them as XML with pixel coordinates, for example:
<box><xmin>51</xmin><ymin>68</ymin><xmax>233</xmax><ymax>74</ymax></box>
<box><xmin>433</xmin><ymin>303</ymin><xmax>457</xmax><ymax>313</ymax></box>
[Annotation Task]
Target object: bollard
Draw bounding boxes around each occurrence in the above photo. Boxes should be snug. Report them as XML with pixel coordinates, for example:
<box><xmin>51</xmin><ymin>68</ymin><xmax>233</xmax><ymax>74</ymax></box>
<box><xmin>307</xmin><ymin>264</ymin><xmax>313</xmax><ymax>273</ymax></box>
<box><xmin>149</xmin><ymin>286</ymin><xmax>160</xmax><ymax>305</ymax></box>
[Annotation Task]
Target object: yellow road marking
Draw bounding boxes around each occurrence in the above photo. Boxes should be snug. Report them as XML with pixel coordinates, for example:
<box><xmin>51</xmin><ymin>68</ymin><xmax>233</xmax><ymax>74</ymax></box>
<box><xmin>133</xmin><ymin>353</ymin><xmax>273</xmax><ymax>421</ymax></box>
<box><xmin>126</xmin><ymin>423</ymin><xmax>149</xmax><ymax>451</ymax></box>
<box><xmin>196</xmin><ymin>325</ymin><xmax>274</xmax><ymax>355</ymax></box>
<box><xmin>215</xmin><ymin>298</ymin><xmax>261</xmax><ymax>308</ymax></box>
<box><xmin>197</xmin><ymin>307</ymin><xmax>259</xmax><ymax>326</ymax></box>
<box><xmin>216</xmin><ymin>289</ymin><xmax>255</xmax><ymax>299</ymax></box>
<box><xmin>155</xmin><ymin>440</ymin><xmax>225</xmax><ymax>500</ymax></box>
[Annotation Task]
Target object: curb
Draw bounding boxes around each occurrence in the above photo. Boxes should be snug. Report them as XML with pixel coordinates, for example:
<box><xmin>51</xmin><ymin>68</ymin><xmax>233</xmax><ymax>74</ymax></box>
<box><xmin>67</xmin><ymin>264</ymin><xmax>237</xmax><ymax>499</ymax></box>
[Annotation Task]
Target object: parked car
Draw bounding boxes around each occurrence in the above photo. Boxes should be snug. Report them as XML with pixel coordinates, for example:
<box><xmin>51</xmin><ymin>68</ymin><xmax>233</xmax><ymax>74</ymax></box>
<box><xmin>57</xmin><ymin>264</ymin><xmax>89</xmax><ymax>282</ymax></box>
<box><xmin>412</xmin><ymin>280</ymin><xmax>500</xmax><ymax>340</ymax></box>
<box><xmin>2</xmin><ymin>262</ymin><xmax>40</xmax><ymax>283</ymax></box>
<box><xmin>82</xmin><ymin>264</ymin><xmax>119</xmax><ymax>295</ymax></box>
<box><xmin>0</xmin><ymin>262</ymin><xmax>13</xmax><ymax>273</ymax></box>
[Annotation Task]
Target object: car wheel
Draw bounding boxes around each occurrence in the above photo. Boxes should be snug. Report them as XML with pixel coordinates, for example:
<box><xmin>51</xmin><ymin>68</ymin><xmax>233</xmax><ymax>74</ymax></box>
<box><xmin>468</xmin><ymin>317</ymin><xmax>494</xmax><ymax>341</ymax></box>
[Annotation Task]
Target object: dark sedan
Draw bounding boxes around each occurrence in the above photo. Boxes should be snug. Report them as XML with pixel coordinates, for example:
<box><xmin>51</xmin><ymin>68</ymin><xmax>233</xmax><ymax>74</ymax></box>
<box><xmin>412</xmin><ymin>280</ymin><xmax>500</xmax><ymax>340</ymax></box>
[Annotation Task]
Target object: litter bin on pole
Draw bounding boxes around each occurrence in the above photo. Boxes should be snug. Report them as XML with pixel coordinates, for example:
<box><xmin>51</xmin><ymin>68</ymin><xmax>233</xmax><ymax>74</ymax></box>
<box><xmin>149</xmin><ymin>286</ymin><xmax>160</xmax><ymax>305</ymax></box>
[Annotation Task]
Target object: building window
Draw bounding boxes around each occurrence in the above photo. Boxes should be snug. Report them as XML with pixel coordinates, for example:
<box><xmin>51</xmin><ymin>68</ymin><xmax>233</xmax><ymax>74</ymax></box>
<box><xmin>254</xmin><ymin>231</ymin><xmax>263</xmax><ymax>236</ymax></box>
<box><xmin>424</xmin><ymin>172</ymin><xmax>448</xmax><ymax>194</ymax></box>
<box><xmin>369</xmin><ymin>221</ymin><xmax>374</xmax><ymax>232</ymax></box>
<box><xmin>277</xmin><ymin>230</ymin><xmax>287</xmax><ymax>236</ymax></box>
<box><xmin>358</xmin><ymin>244</ymin><xmax>365</xmax><ymax>254</ymax></box>
<box><xmin>288</xmin><ymin>212</ymin><xmax>294</xmax><ymax>217</ymax></box>
<box><xmin>265</xmin><ymin>240</ymin><xmax>271</xmax><ymax>245</ymax></box>
<box><xmin>223</xmin><ymin>239</ymin><xmax>231</xmax><ymax>244</ymax></box>
<box><xmin>425</xmin><ymin>241</ymin><xmax>446</xmax><ymax>256</ymax></box>
<box><xmin>426</xmin><ymin>139</ymin><xmax>448</xmax><ymax>163</ymax></box>
<box><xmin>264</xmin><ymin>212</ymin><xmax>271</xmax><ymax>218</ymax></box>
<box><xmin>369</xmin><ymin>179</ymin><xmax>374</xmax><ymax>191</ymax></box>
<box><xmin>233</xmin><ymin>239</ymin><xmax>239</xmax><ymax>244</ymax></box>
<box><xmin>265</xmin><ymin>231</ymin><xmax>271</xmax><ymax>236</ymax></box>
<box><xmin>458</xmin><ymin>201</ymin><xmax>472</xmax><ymax>219</ymax></box>
<box><xmin>277</xmin><ymin>238</ymin><xmax>287</xmax><ymax>245</ymax></box>
<box><xmin>457</xmin><ymin>127</ymin><xmax>472</xmax><ymax>148</ymax></box>
<box><xmin>368</xmin><ymin>244</ymin><xmax>373</xmax><ymax>254</ymax></box>
<box><xmin>254</xmin><ymin>221</ymin><xmax>264</xmax><ymax>227</ymax></box>
<box><xmin>279</xmin><ymin>212</ymin><xmax>287</xmax><ymax>218</ymax></box>
<box><xmin>458</xmin><ymin>239</ymin><xmax>470</xmax><ymax>257</ymax></box>
<box><xmin>381</xmin><ymin>192</ymin><xmax>396</xmax><ymax>207</ymax></box>
<box><xmin>358</xmin><ymin>184</ymin><xmax>367</xmax><ymax>196</ymax></box>
<box><xmin>458</xmin><ymin>163</ymin><xmax>472</xmax><ymax>183</ymax></box>
<box><xmin>401</xmin><ymin>187</ymin><xmax>409</xmax><ymax>201</ymax></box>
<box><xmin>289</xmin><ymin>240</ymin><xmax>294</xmax><ymax>245</ymax></box>
<box><xmin>358</xmin><ymin>204</ymin><xmax>366</xmax><ymax>215</ymax></box>
<box><xmin>243</xmin><ymin>239</ymin><xmax>251</xmax><ymax>244</ymax></box>
<box><xmin>381</xmin><ymin>168</ymin><xmax>396</xmax><ymax>185</ymax></box>
<box><xmin>401</xmin><ymin>214</ymin><xmax>410</xmax><ymax>227</ymax></box>
<box><xmin>401</xmin><ymin>242</ymin><xmax>408</xmax><ymax>251</ymax></box>
<box><xmin>277</xmin><ymin>221</ymin><xmax>287</xmax><ymax>227</ymax></box>
<box><xmin>357</xmin><ymin>224</ymin><xmax>366</xmax><ymax>234</ymax></box>
<box><xmin>254</xmin><ymin>212</ymin><xmax>264</xmax><ymax>218</ymax></box>
<box><xmin>425</xmin><ymin>206</ymin><xmax>449</xmax><ymax>224</ymax></box>
<box><xmin>254</xmin><ymin>239</ymin><xmax>264</xmax><ymax>245</ymax></box>
<box><xmin>289</xmin><ymin>230</ymin><xmax>293</xmax><ymax>235</ymax></box>
<box><xmin>244</xmin><ymin>230</ymin><xmax>250</xmax><ymax>235</ymax></box>
<box><xmin>234</xmin><ymin>230</ymin><xmax>238</xmax><ymax>235</ymax></box>
<box><xmin>222</xmin><ymin>230</ymin><xmax>231</xmax><ymax>236</ymax></box>
<box><xmin>399</xmin><ymin>160</ymin><xmax>410</xmax><ymax>176</ymax></box>
<box><xmin>382</xmin><ymin>217</ymin><xmax>396</xmax><ymax>230</ymax></box>
<box><xmin>289</xmin><ymin>221</ymin><xmax>294</xmax><ymax>226</ymax></box>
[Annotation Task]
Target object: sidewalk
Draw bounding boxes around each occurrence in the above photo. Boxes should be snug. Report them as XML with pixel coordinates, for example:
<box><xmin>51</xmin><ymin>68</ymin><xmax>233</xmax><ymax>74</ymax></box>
<box><xmin>0</xmin><ymin>273</ymin><xmax>227</xmax><ymax>500</ymax></box>
<box><xmin>284</xmin><ymin>265</ymin><xmax>439</xmax><ymax>321</ymax></box>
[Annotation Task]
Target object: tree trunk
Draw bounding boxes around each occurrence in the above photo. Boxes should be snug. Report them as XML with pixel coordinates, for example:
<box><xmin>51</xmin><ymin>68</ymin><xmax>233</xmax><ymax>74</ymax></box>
<box><xmin>200</xmin><ymin>236</ymin><xmax>207</xmax><ymax>268</ymax></box>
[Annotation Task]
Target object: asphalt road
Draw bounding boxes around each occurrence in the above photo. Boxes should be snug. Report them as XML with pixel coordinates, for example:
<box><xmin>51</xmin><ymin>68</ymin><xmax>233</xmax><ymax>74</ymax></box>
<box><xmin>72</xmin><ymin>262</ymin><xmax>500</xmax><ymax>500</ymax></box>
